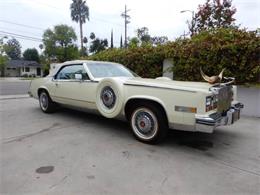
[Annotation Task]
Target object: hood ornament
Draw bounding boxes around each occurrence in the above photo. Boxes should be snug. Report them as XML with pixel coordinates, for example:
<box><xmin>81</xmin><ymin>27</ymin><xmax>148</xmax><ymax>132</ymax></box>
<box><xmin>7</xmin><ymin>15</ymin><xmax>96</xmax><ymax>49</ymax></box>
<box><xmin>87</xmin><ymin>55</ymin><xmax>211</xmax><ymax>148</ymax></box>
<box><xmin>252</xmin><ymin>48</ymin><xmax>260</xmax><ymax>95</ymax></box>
<box><xmin>200</xmin><ymin>67</ymin><xmax>225</xmax><ymax>84</ymax></box>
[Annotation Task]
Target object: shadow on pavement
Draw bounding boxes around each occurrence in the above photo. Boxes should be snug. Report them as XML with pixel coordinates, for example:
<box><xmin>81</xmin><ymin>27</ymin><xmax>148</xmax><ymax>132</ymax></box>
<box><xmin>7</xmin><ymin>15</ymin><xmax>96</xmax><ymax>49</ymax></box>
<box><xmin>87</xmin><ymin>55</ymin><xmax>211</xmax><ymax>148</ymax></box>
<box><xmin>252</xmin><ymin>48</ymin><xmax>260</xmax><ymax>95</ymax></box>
<box><xmin>39</xmin><ymin>107</ymin><xmax>238</xmax><ymax>154</ymax></box>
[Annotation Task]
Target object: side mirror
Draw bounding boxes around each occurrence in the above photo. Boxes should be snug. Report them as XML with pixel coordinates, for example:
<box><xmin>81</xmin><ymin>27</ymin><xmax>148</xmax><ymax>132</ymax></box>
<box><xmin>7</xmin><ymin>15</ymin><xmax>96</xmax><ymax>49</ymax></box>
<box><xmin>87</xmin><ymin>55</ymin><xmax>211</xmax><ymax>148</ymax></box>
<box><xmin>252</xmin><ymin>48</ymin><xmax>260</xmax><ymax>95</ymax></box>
<box><xmin>75</xmin><ymin>73</ymin><xmax>83</xmax><ymax>80</ymax></box>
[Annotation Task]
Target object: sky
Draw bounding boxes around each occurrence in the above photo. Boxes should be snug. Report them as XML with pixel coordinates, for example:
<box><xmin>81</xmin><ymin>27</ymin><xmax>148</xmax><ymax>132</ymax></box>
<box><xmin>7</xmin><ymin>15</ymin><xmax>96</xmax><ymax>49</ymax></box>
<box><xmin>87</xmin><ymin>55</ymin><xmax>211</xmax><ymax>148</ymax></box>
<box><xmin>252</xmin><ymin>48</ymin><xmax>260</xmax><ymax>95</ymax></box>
<box><xmin>0</xmin><ymin>0</ymin><xmax>259</xmax><ymax>52</ymax></box>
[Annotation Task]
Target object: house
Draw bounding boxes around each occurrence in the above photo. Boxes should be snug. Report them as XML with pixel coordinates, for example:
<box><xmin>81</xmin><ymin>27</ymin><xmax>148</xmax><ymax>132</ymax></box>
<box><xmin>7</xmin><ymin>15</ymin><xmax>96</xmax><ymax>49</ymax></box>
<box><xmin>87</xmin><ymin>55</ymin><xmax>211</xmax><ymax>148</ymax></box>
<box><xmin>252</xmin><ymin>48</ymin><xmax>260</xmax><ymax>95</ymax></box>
<box><xmin>4</xmin><ymin>60</ymin><xmax>42</xmax><ymax>77</ymax></box>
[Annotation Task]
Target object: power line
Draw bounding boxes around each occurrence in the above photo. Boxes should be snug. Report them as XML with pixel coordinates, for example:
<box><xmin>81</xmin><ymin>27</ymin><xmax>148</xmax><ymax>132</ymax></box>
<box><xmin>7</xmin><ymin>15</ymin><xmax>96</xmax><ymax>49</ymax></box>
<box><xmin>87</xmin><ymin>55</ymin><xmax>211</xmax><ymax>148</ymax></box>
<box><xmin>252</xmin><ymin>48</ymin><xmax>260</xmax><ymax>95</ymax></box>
<box><xmin>0</xmin><ymin>34</ymin><xmax>42</xmax><ymax>43</ymax></box>
<box><xmin>30</xmin><ymin>0</ymin><xmax>125</xmax><ymax>27</ymax></box>
<box><xmin>0</xmin><ymin>0</ymin><xmax>135</xmax><ymax>33</ymax></box>
<box><xmin>0</xmin><ymin>31</ymin><xmax>42</xmax><ymax>40</ymax></box>
<box><xmin>0</xmin><ymin>31</ymin><xmax>42</xmax><ymax>42</ymax></box>
<box><xmin>31</xmin><ymin>0</ymin><xmax>127</xmax><ymax>28</ymax></box>
<box><xmin>0</xmin><ymin>27</ymin><xmax>43</xmax><ymax>37</ymax></box>
<box><xmin>23</xmin><ymin>0</ymin><xmax>130</xmax><ymax>29</ymax></box>
<box><xmin>89</xmin><ymin>17</ymin><xmax>124</xmax><ymax>28</ymax></box>
<box><xmin>0</xmin><ymin>20</ymin><xmax>44</xmax><ymax>31</ymax></box>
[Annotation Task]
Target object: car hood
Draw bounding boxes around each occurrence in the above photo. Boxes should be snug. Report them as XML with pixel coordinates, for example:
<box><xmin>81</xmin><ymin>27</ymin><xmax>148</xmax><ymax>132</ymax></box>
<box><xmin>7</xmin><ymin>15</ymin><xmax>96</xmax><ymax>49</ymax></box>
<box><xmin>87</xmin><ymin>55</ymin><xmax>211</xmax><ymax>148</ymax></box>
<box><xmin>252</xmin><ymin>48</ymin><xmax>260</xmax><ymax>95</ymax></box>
<box><xmin>123</xmin><ymin>77</ymin><xmax>213</xmax><ymax>93</ymax></box>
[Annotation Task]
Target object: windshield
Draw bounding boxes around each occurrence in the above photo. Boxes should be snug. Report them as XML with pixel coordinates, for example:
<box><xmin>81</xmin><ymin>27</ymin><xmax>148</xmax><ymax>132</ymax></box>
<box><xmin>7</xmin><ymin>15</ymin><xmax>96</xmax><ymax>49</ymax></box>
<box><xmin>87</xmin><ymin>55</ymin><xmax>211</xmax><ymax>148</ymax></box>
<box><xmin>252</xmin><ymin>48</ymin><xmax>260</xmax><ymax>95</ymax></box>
<box><xmin>87</xmin><ymin>62</ymin><xmax>136</xmax><ymax>78</ymax></box>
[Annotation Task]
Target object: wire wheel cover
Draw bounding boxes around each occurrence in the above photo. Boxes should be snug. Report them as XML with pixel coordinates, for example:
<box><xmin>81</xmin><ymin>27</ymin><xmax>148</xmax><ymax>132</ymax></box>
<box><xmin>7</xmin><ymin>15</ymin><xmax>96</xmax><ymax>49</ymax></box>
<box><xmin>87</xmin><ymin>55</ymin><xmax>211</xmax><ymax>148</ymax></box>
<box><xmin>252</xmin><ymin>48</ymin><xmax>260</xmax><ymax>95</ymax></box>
<box><xmin>100</xmin><ymin>86</ymin><xmax>116</xmax><ymax>109</ymax></box>
<box><xmin>132</xmin><ymin>108</ymin><xmax>158</xmax><ymax>140</ymax></box>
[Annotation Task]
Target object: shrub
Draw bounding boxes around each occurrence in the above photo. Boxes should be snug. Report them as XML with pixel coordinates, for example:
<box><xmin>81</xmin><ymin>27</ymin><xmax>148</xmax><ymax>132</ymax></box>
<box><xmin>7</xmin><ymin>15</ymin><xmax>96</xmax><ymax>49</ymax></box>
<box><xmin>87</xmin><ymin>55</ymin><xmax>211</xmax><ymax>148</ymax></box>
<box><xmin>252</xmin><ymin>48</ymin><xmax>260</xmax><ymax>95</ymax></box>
<box><xmin>21</xmin><ymin>73</ymin><xmax>28</xmax><ymax>77</ymax></box>
<box><xmin>167</xmin><ymin>28</ymin><xmax>260</xmax><ymax>84</ymax></box>
<box><xmin>87</xmin><ymin>28</ymin><xmax>260</xmax><ymax>84</ymax></box>
<box><xmin>88</xmin><ymin>46</ymin><xmax>164</xmax><ymax>78</ymax></box>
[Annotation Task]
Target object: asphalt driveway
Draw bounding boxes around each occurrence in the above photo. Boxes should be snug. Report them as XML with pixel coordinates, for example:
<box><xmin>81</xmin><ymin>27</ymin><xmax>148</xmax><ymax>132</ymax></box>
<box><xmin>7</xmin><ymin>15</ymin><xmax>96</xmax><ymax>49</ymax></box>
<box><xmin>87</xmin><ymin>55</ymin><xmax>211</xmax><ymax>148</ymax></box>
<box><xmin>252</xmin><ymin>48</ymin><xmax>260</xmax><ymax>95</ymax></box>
<box><xmin>0</xmin><ymin>97</ymin><xmax>260</xmax><ymax>194</ymax></box>
<box><xmin>0</xmin><ymin>78</ymin><xmax>31</xmax><ymax>95</ymax></box>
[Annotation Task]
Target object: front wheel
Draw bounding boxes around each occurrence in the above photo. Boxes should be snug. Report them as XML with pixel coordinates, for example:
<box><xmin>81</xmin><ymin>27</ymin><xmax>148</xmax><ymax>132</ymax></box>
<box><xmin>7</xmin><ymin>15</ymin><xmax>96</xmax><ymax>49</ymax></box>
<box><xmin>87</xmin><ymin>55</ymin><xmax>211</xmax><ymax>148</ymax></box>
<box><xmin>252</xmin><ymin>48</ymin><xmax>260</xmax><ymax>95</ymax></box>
<box><xmin>130</xmin><ymin>104</ymin><xmax>168</xmax><ymax>144</ymax></box>
<box><xmin>39</xmin><ymin>91</ymin><xmax>57</xmax><ymax>113</ymax></box>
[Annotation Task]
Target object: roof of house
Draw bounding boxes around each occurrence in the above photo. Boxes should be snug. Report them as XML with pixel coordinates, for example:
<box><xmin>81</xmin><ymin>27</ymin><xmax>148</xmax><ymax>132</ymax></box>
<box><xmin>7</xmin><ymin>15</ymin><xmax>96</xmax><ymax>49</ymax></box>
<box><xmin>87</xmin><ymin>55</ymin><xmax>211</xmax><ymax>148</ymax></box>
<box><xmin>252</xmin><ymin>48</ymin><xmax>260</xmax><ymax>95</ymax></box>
<box><xmin>7</xmin><ymin>60</ymin><xmax>41</xmax><ymax>68</ymax></box>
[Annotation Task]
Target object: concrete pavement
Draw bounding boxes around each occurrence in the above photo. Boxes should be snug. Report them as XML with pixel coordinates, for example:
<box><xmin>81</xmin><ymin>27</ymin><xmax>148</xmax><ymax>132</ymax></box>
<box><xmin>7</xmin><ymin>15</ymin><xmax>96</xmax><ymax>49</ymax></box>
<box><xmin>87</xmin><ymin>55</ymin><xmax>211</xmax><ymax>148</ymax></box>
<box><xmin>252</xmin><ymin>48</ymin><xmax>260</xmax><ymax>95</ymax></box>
<box><xmin>0</xmin><ymin>97</ymin><xmax>260</xmax><ymax>194</ymax></box>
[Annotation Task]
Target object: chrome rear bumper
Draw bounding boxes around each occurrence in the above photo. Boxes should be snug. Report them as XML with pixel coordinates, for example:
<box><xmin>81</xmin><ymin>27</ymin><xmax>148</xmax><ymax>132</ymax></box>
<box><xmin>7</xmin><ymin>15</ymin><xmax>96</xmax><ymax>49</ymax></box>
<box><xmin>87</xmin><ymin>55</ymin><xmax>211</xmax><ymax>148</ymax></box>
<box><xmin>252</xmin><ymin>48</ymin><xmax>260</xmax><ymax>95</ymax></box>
<box><xmin>195</xmin><ymin>102</ymin><xmax>243</xmax><ymax>133</ymax></box>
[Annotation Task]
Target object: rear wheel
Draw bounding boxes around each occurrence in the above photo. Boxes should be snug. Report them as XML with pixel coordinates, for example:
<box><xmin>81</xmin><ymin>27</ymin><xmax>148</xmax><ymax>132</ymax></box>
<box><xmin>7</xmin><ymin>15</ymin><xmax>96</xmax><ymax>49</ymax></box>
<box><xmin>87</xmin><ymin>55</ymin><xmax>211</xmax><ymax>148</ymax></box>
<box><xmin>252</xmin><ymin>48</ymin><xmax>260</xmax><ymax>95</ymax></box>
<box><xmin>130</xmin><ymin>103</ymin><xmax>168</xmax><ymax>144</ymax></box>
<box><xmin>39</xmin><ymin>91</ymin><xmax>57</xmax><ymax>113</ymax></box>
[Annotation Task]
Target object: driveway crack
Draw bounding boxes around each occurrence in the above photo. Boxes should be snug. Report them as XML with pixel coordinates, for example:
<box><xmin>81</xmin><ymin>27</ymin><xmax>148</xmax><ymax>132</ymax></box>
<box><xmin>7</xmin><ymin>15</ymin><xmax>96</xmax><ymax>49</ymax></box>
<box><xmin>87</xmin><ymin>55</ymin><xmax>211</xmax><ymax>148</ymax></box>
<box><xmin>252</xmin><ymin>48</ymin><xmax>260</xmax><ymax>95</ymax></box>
<box><xmin>49</xmin><ymin>175</ymin><xmax>68</xmax><ymax>189</ymax></box>
<box><xmin>2</xmin><ymin>123</ymin><xmax>76</xmax><ymax>144</ymax></box>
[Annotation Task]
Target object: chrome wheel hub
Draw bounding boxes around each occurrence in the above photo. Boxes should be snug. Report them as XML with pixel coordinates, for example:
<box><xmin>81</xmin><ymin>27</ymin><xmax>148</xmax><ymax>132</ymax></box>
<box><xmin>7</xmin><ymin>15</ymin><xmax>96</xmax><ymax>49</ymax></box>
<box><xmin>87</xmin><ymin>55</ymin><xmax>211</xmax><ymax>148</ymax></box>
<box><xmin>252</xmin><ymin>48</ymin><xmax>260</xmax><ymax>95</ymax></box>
<box><xmin>101</xmin><ymin>86</ymin><xmax>116</xmax><ymax>109</ymax></box>
<box><xmin>136</xmin><ymin>112</ymin><xmax>154</xmax><ymax>134</ymax></box>
<box><xmin>131</xmin><ymin>108</ymin><xmax>158</xmax><ymax>140</ymax></box>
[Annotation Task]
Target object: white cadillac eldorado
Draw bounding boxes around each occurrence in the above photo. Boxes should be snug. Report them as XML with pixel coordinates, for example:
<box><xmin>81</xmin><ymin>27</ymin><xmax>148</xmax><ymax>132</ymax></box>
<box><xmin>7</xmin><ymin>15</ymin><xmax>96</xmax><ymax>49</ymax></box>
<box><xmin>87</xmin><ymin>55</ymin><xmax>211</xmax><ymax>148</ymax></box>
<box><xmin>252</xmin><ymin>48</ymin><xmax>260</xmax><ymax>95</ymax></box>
<box><xmin>29</xmin><ymin>60</ymin><xmax>243</xmax><ymax>144</ymax></box>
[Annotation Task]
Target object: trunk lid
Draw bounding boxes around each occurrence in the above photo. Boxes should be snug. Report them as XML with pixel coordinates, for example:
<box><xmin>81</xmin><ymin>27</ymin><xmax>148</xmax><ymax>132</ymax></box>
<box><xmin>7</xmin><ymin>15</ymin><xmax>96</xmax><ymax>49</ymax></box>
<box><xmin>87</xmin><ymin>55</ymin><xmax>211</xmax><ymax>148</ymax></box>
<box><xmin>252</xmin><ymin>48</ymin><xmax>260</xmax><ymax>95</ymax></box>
<box><xmin>124</xmin><ymin>77</ymin><xmax>213</xmax><ymax>93</ymax></box>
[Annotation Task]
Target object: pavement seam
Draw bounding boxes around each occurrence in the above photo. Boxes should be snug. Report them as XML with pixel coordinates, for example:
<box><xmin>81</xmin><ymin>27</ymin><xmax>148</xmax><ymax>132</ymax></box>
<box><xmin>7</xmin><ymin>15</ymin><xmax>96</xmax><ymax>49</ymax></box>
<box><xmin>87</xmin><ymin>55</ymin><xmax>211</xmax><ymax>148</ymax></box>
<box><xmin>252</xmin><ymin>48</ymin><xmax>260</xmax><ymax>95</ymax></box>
<box><xmin>213</xmin><ymin>158</ymin><xmax>260</xmax><ymax>177</ymax></box>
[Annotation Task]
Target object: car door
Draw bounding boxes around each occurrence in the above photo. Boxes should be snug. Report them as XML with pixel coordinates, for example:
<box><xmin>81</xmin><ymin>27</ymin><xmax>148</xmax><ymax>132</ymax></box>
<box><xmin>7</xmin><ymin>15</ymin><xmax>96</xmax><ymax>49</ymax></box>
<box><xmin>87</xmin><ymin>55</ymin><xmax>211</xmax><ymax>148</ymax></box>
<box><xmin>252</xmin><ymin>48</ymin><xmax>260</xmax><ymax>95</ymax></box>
<box><xmin>52</xmin><ymin>64</ymin><xmax>98</xmax><ymax>109</ymax></box>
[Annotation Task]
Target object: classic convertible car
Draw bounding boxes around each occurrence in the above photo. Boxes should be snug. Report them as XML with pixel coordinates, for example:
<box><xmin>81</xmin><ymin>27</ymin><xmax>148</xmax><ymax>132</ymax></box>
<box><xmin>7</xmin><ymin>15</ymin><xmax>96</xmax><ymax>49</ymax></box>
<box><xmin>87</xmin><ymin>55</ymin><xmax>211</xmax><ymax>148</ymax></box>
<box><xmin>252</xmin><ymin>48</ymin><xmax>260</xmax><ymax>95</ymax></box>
<box><xmin>29</xmin><ymin>60</ymin><xmax>243</xmax><ymax>144</ymax></box>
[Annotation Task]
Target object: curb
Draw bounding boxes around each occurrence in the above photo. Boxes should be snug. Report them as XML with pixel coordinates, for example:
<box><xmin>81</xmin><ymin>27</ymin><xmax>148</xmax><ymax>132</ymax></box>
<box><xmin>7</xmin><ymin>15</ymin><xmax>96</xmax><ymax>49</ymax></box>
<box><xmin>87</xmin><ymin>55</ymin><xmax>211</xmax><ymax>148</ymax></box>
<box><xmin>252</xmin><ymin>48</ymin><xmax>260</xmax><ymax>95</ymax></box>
<box><xmin>0</xmin><ymin>94</ymin><xmax>30</xmax><ymax>100</ymax></box>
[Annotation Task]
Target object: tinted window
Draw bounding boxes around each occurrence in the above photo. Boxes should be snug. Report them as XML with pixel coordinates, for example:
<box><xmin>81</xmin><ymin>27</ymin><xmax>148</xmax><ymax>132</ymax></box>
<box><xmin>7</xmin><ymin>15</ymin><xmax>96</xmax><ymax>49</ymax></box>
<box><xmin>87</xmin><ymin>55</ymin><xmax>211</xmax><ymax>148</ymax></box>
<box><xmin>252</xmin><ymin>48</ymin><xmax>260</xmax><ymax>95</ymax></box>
<box><xmin>56</xmin><ymin>64</ymin><xmax>89</xmax><ymax>80</ymax></box>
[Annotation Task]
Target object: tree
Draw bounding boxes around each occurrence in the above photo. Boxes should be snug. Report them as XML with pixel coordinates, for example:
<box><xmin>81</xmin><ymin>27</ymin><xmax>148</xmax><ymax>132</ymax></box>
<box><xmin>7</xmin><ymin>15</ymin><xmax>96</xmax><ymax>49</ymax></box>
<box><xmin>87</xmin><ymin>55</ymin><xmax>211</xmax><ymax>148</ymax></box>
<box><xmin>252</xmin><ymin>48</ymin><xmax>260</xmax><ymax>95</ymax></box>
<box><xmin>120</xmin><ymin>35</ymin><xmax>123</xmax><ymax>48</ymax></box>
<box><xmin>89</xmin><ymin>39</ymin><xmax>108</xmax><ymax>54</ymax></box>
<box><xmin>128</xmin><ymin>37</ymin><xmax>140</xmax><ymax>48</ymax></box>
<box><xmin>0</xmin><ymin>37</ymin><xmax>8</xmax><ymax>76</ymax></box>
<box><xmin>42</xmin><ymin>24</ymin><xmax>79</xmax><ymax>62</ymax></box>
<box><xmin>82</xmin><ymin>36</ymin><xmax>88</xmax><ymax>56</ymax></box>
<box><xmin>137</xmin><ymin>27</ymin><xmax>151</xmax><ymax>44</ymax></box>
<box><xmin>133</xmin><ymin>27</ymin><xmax>168</xmax><ymax>46</ymax></box>
<box><xmin>191</xmin><ymin>0</ymin><xmax>237</xmax><ymax>34</ymax></box>
<box><xmin>4</xmin><ymin>38</ymin><xmax>21</xmax><ymax>59</ymax></box>
<box><xmin>151</xmin><ymin>36</ymin><xmax>168</xmax><ymax>45</ymax></box>
<box><xmin>89</xmin><ymin>33</ymin><xmax>108</xmax><ymax>54</ymax></box>
<box><xmin>23</xmin><ymin>48</ymin><xmax>40</xmax><ymax>62</ymax></box>
<box><xmin>39</xmin><ymin>54</ymin><xmax>51</xmax><ymax>76</ymax></box>
<box><xmin>90</xmin><ymin>32</ymin><xmax>95</xmax><ymax>40</ymax></box>
<box><xmin>39</xmin><ymin>44</ymin><xmax>44</xmax><ymax>50</ymax></box>
<box><xmin>70</xmin><ymin>0</ymin><xmax>89</xmax><ymax>55</ymax></box>
<box><xmin>110</xmin><ymin>29</ymin><xmax>114</xmax><ymax>48</ymax></box>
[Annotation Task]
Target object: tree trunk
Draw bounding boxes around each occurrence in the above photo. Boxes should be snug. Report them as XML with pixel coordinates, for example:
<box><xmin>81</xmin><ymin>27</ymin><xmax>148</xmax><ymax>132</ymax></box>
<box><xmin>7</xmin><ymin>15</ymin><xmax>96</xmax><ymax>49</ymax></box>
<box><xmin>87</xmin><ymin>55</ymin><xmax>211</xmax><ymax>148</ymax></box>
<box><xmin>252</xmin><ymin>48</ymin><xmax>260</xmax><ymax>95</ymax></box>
<box><xmin>0</xmin><ymin>66</ymin><xmax>5</xmax><ymax>77</ymax></box>
<box><xmin>79</xmin><ymin>21</ymin><xmax>83</xmax><ymax>55</ymax></box>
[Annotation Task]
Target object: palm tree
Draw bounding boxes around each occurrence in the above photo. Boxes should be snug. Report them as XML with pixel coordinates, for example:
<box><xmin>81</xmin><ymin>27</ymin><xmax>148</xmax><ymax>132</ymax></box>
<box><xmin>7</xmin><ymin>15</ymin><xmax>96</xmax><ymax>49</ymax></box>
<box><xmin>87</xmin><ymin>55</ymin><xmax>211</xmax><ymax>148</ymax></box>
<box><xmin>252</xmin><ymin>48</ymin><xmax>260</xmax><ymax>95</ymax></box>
<box><xmin>110</xmin><ymin>29</ymin><xmax>114</xmax><ymax>48</ymax></box>
<box><xmin>70</xmin><ymin>0</ymin><xmax>89</xmax><ymax>54</ymax></box>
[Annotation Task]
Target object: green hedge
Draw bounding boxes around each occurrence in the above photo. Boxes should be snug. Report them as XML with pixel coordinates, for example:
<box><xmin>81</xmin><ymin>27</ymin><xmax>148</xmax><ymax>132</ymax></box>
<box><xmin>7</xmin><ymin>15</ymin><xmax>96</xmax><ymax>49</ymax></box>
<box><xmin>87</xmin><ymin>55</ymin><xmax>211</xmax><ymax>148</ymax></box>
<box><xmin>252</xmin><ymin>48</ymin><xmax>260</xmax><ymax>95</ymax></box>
<box><xmin>88</xmin><ymin>46</ymin><xmax>164</xmax><ymax>78</ymax></box>
<box><xmin>87</xmin><ymin>28</ymin><xmax>260</xmax><ymax>84</ymax></box>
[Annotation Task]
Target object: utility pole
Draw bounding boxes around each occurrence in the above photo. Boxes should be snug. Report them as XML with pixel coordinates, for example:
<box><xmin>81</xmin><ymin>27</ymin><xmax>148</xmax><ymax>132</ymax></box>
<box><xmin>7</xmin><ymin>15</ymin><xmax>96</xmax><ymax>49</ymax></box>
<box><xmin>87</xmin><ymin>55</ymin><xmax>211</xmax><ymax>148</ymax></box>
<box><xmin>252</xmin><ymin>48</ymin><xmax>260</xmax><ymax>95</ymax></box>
<box><xmin>121</xmin><ymin>5</ymin><xmax>130</xmax><ymax>48</ymax></box>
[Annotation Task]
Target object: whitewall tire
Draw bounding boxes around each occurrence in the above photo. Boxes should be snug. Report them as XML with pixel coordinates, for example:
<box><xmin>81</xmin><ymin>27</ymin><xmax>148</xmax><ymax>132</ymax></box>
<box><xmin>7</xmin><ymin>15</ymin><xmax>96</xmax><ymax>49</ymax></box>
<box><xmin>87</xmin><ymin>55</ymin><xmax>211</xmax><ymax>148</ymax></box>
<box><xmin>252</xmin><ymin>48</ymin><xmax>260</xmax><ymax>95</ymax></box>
<box><xmin>130</xmin><ymin>103</ymin><xmax>168</xmax><ymax>144</ymax></box>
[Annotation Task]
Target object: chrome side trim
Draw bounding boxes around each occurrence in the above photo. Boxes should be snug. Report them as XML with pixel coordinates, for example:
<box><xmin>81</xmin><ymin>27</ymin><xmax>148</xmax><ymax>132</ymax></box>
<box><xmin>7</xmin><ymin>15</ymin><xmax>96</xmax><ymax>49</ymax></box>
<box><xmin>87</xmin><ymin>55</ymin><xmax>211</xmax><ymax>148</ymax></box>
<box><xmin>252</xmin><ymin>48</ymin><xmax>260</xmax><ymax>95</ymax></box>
<box><xmin>52</xmin><ymin>96</ymin><xmax>95</xmax><ymax>104</ymax></box>
<box><xmin>124</xmin><ymin>83</ymin><xmax>197</xmax><ymax>93</ymax></box>
<box><xmin>52</xmin><ymin>78</ymin><xmax>99</xmax><ymax>83</ymax></box>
